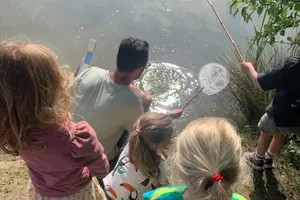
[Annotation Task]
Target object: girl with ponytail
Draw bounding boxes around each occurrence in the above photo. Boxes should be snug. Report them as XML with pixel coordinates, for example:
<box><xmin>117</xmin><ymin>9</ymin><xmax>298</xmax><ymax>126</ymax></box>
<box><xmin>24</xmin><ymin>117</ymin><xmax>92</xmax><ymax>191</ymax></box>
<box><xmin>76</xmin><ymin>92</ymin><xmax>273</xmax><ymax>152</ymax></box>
<box><xmin>103</xmin><ymin>109</ymin><xmax>183</xmax><ymax>200</ymax></box>
<box><xmin>143</xmin><ymin>118</ymin><xmax>247</xmax><ymax>200</ymax></box>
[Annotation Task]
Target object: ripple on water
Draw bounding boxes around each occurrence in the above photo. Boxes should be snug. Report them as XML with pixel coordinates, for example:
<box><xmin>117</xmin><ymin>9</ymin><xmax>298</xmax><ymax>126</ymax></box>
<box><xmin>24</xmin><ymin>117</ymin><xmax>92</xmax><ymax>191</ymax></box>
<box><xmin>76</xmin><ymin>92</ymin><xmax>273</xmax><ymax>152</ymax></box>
<box><xmin>135</xmin><ymin>62</ymin><xmax>199</xmax><ymax>113</ymax></box>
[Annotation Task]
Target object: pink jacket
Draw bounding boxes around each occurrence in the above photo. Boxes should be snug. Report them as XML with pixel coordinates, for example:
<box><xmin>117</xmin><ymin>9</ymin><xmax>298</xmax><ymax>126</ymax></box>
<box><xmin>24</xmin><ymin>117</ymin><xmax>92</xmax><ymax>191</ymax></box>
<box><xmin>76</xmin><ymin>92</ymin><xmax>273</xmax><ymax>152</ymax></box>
<box><xmin>19</xmin><ymin>121</ymin><xmax>109</xmax><ymax>197</ymax></box>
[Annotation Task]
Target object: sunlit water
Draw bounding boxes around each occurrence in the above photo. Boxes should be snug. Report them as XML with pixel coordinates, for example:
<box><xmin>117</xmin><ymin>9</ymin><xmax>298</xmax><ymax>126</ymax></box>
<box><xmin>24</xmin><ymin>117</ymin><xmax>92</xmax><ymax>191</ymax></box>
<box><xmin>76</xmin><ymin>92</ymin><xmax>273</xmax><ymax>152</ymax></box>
<box><xmin>135</xmin><ymin>62</ymin><xmax>199</xmax><ymax>113</ymax></box>
<box><xmin>0</xmin><ymin>0</ymin><xmax>251</xmax><ymax>131</ymax></box>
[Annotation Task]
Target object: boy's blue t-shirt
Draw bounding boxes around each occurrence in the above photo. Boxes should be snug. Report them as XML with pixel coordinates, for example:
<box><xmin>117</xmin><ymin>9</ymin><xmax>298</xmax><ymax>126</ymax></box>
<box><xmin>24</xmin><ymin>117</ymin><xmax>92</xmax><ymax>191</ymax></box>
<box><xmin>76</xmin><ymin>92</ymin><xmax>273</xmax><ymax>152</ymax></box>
<box><xmin>258</xmin><ymin>56</ymin><xmax>300</xmax><ymax>127</ymax></box>
<box><xmin>142</xmin><ymin>186</ymin><xmax>247</xmax><ymax>200</ymax></box>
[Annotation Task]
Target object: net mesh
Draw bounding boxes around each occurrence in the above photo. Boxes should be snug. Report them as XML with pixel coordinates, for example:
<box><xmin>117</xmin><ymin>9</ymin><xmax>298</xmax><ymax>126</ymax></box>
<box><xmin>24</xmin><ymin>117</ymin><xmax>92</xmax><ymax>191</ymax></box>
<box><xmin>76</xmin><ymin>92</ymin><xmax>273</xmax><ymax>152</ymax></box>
<box><xmin>198</xmin><ymin>62</ymin><xmax>229</xmax><ymax>96</ymax></box>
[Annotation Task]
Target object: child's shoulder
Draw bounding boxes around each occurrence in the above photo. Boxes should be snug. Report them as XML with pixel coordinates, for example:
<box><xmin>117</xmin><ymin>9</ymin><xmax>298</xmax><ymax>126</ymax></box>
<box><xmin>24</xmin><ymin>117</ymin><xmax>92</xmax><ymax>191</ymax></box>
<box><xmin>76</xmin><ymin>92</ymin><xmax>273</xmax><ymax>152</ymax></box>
<box><xmin>67</xmin><ymin>121</ymin><xmax>96</xmax><ymax>139</ymax></box>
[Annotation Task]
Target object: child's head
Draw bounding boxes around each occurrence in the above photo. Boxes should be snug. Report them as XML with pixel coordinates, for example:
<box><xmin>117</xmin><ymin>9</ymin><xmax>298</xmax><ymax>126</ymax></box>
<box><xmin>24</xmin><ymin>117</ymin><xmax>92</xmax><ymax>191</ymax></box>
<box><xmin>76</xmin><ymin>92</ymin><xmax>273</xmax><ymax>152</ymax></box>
<box><xmin>168</xmin><ymin>117</ymin><xmax>242</xmax><ymax>200</ymax></box>
<box><xmin>129</xmin><ymin>112</ymin><xmax>173</xmax><ymax>180</ymax></box>
<box><xmin>0</xmin><ymin>41</ymin><xmax>70</xmax><ymax>155</ymax></box>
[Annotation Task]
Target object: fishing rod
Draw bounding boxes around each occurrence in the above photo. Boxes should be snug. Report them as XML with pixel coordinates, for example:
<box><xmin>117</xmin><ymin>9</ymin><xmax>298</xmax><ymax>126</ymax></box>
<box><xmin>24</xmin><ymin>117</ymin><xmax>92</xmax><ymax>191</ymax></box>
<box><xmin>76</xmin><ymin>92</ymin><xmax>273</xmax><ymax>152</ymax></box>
<box><xmin>206</xmin><ymin>0</ymin><xmax>245</xmax><ymax>63</ymax></box>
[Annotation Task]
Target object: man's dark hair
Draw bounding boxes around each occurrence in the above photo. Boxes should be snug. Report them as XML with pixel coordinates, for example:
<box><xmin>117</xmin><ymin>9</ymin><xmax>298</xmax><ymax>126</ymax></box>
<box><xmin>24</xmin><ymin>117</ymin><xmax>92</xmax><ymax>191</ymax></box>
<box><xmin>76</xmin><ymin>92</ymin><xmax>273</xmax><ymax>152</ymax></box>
<box><xmin>117</xmin><ymin>37</ymin><xmax>149</xmax><ymax>72</ymax></box>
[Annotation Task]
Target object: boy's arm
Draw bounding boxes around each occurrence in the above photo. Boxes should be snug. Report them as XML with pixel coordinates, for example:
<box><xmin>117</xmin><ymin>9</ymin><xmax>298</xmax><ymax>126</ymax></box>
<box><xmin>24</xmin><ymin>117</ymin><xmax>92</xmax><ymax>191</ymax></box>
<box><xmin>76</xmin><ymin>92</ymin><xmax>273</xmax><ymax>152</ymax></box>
<box><xmin>241</xmin><ymin>62</ymin><xmax>263</xmax><ymax>91</ymax></box>
<box><xmin>241</xmin><ymin>60</ymin><xmax>291</xmax><ymax>91</ymax></box>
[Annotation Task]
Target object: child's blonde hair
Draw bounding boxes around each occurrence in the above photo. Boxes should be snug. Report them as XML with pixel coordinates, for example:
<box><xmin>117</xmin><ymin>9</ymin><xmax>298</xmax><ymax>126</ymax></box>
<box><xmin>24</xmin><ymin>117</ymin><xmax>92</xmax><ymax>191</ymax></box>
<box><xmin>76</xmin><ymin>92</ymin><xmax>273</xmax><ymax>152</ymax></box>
<box><xmin>168</xmin><ymin>118</ymin><xmax>243</xmax><ymax>200</ymax></box>
<box><xmin>0</xmin><ymin>41</ymin><xmax>70</xmax><ymax>155</ymax></box>
<box><xmin>129</xmin><ymin>112</ymin><xmax>173</xmax><ymax>183</ymax></box>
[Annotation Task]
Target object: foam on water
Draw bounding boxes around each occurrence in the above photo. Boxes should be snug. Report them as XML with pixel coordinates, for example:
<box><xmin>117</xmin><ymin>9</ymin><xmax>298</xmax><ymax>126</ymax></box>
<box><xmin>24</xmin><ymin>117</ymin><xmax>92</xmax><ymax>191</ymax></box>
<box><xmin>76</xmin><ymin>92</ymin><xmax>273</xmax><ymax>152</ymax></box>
<box><xmin>134</xmin><ymin>62</ymin><xmax>199</xmax><ymax>113</ymax></box>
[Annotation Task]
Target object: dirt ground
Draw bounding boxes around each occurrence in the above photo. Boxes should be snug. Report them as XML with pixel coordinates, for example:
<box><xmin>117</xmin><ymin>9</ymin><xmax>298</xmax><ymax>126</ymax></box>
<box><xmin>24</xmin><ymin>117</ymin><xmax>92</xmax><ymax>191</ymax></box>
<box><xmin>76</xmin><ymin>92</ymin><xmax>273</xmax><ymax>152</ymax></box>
<box><xmin>0</xmin><ymin>152</ymin><xmax>29</xmax><ymax>200</ymax></box>
<box><xmin>0</xmin><ymin>149</ymin><xmax>299</xmax><ymax>200</ymax></box>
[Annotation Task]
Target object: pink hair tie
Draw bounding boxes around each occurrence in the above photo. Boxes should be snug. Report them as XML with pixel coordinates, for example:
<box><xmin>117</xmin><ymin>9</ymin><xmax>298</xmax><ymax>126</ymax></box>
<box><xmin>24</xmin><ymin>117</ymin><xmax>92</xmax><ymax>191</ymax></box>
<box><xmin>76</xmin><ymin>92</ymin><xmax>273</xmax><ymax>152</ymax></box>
<box><xmin>210</xmin><ymin>174</ymin><xmax>223</xmax><ymax>182</ymax></box>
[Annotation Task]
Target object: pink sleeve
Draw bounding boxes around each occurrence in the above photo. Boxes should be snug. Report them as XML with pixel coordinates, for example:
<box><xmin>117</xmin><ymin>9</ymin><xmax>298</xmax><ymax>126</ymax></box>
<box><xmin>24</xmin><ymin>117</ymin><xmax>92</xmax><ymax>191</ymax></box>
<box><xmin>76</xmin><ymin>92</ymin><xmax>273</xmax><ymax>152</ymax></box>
<box><xmin>70</xmin><ymin>121</ymin><xmax>109</xmax><ymax>178</ymax></box>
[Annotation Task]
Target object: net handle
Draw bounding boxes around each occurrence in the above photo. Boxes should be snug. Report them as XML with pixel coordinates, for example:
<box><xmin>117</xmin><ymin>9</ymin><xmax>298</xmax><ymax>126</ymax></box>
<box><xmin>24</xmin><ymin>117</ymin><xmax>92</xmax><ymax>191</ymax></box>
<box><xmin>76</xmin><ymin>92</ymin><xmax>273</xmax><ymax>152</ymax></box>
<box><xmin>182</xmin><ymin>87</ymin><xmax>204</xmax><ymax>109</ymax></box>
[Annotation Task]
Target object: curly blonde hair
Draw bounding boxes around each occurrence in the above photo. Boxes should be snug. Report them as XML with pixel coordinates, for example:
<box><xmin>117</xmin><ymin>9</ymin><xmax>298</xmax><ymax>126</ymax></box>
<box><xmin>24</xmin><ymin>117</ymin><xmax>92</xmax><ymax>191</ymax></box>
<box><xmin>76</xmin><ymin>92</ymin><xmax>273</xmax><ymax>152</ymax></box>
<box><xmin>0</xmin><ymin>41</ymin><xmax>70</xmax><ymax>155</ymax></box>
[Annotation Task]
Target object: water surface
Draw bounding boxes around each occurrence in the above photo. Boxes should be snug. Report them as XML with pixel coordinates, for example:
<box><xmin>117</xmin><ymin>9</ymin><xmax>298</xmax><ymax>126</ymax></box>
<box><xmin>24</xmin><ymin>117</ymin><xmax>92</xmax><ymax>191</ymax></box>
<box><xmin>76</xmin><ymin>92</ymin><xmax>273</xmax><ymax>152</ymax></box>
<box><xmin>0</xmin><ymin>0</ymin><xmax>250</xmax><ymax>130</ymax></box>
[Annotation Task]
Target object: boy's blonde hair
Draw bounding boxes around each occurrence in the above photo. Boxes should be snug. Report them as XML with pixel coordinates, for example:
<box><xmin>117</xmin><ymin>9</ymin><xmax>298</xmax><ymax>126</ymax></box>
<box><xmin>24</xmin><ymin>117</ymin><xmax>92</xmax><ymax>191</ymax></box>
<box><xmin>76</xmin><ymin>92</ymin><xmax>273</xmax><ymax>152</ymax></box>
<box><xmin>129</xmin><ymin>112</ymin><xmax>173</xmax><ymax>183</ymax></box>
<box><xmin>0</xmin><ymin>41</ymin><xmax>70</xmax><ymax>155</ymax></box>
<box><xmin>168</xmin><ymin>118</ymin><xmax>242</xmax><ymax>200</ymax></box>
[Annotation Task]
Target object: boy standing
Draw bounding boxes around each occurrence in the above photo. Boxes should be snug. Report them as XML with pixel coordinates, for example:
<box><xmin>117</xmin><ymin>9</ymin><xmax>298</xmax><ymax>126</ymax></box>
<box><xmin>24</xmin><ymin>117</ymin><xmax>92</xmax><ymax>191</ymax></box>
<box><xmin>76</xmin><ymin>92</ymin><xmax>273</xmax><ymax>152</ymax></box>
<box><xmin>241</xmin><ymin>57</ymin><xmax>300</xmax><ymax>171</ymax></box>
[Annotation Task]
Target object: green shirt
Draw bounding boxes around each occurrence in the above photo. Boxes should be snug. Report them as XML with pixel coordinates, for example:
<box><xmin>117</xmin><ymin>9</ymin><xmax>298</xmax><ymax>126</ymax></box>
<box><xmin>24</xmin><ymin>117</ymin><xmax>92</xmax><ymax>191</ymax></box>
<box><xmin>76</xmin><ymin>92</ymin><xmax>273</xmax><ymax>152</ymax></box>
<box><xmin>143</xmin><ymin>186</ymin><xmax>247</xmax><ymax>200</ymax></box>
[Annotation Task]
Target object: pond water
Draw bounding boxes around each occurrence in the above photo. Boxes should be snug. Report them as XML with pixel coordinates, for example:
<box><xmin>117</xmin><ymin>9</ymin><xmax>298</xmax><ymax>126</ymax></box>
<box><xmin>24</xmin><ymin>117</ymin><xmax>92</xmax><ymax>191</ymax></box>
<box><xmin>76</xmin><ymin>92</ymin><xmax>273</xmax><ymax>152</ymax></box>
<box><xmin>0</xmin><ymin>0</ymin><xmax>251</xmax><ymax>130</ymax></box>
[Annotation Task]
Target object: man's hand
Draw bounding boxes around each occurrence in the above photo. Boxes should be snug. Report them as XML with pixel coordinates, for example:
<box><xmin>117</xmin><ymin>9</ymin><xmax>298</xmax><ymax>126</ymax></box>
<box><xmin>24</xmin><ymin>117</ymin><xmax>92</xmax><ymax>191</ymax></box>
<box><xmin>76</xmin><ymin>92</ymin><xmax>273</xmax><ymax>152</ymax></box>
<box><xmin>129</xmin><ymin>85</ymin><xmax>152</xmax><ymax>112</ymax></box>
<box><xmin>241</xmin><ymin>62</ymin><xmax>255</xmax><ymax>73</ymax></box>
<box><xmin>167</xmin><ymin>109</ymin><xmax>184</xmax><ymax>119</ymax></box>
<box><xmin>140</xmin><ymin>91</ymin><xmax>152</xmax><ymax>112</ymax></box>
<box><xmin>129</xmin><ymin>85</ymin><xmax>142</xmax><ymax>96</ymax></box>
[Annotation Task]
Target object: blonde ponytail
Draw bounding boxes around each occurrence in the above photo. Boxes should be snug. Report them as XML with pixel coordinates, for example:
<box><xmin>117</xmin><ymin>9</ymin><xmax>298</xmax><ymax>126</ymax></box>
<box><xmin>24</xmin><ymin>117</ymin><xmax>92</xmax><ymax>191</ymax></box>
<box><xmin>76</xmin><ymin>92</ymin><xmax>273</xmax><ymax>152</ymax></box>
<box><xmin>128</xmin><ymin>112</ymin><xmax>173</xmax><ymax>182</ymax></box>
<box><xmin>167</xmin><ymin>118</ymin><xmax>243</xmax><ymax>200</ymax></box>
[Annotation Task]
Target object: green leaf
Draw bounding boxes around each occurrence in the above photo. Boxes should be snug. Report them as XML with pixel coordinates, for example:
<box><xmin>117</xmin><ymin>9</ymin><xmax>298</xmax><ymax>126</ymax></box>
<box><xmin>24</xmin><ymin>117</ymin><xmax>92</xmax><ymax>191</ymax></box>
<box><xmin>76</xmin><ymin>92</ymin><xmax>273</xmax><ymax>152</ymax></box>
<box><xmin>241</xmin><ymin>7</ymin><xmax>248</xmax><ymax>21</ymax></box>
<box><xmin>294</xmin><ymin>11</ymin><xmax>298</xmax><ymax>18</ymax></box>
<box><xmin>257</xmin><ymin>6</ymin><xmax>263</xmax><ymax>16</ymax></box>
<box><xmin>254</xmin><ymin>26</ymin><xmax>258</xmax><ymax>35</ymax></box>
<box><xmin>281</xmin><ymin>6</ymin><xmax>288</xmax><ymax>17</ymax></box>
<box><xmin>230</xmin><ymin>1</ymin><xmax>238</xmax><ymax>13</ymax></box>
<box><xmin>280</xmin><ymin>30</ymin><xmax>285</xmax><ymax>36</ymax></box>
<box><xmin>246</xmin><ymin>15</ymin><xmax>252</xmax><ymax>23</ymax></box>
<box><xmin>270</xmin><ymin>36</ymin><xmax>275</xmax><ymax>45</ymax></box>
<box><xmin>233</xmin><ymin>8</ymin><xmax>239</xmax><ymax>17</ymax></box>
<box><xmin>287</xmin><ymin>37</ymin><xmax>293</xmax><ymax>42</ymax></box>
<box><xmin>295</xmin><ymin>4</ymin><xmax>300</xmax><ymax>11</ymax></box>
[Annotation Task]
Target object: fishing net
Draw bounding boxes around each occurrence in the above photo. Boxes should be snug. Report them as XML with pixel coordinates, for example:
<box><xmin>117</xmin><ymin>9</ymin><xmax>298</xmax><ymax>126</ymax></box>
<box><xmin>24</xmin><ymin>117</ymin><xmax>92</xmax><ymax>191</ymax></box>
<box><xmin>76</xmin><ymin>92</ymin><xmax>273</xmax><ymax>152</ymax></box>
<box><xmin>198</xmin><ymin>62</ymin><xmax>229</xmax><ymax>96</ymax></box>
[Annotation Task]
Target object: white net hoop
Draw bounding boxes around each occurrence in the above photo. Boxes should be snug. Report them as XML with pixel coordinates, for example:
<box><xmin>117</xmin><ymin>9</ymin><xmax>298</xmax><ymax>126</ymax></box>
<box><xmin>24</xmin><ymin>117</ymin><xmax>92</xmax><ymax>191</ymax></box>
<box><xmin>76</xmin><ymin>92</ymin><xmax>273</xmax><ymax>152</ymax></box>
<box><xmin>198</xmin><ymin>62</ymin><xmax>229</xmax><ymax>95</ymax></box>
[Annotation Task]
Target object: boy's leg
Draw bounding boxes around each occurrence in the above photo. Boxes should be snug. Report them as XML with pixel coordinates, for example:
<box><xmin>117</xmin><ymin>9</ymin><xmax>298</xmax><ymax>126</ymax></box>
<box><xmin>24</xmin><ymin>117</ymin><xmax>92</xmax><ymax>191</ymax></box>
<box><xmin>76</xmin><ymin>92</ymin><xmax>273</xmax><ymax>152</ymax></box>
<box><xmin>263</xmin><ymin>132</ymin><xmax>285</xmax><ymax>168</ymax></box>
<box><xmin>246</xmin><ymin>113</ymin><xmax>277</xmax><ymax>171</ymax></box>
<box><xmin>268</xmin><ymin>133</ymin><xmax>285</xmax><ymax>153</ymax></box>
<box><xmin>256</xmin><ymin>131</ymin><xmax>273</xmax><ymax>156</ymax></box>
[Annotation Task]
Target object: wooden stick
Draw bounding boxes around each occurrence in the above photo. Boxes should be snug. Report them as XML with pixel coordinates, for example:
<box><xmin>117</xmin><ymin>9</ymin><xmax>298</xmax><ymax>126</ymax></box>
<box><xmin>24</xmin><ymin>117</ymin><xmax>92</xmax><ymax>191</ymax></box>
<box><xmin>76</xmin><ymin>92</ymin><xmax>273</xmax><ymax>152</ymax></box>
<box><xmin>207</xmin><ymin>0</ymin><xmax>245</xmax><ymax>62</ymax></box>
